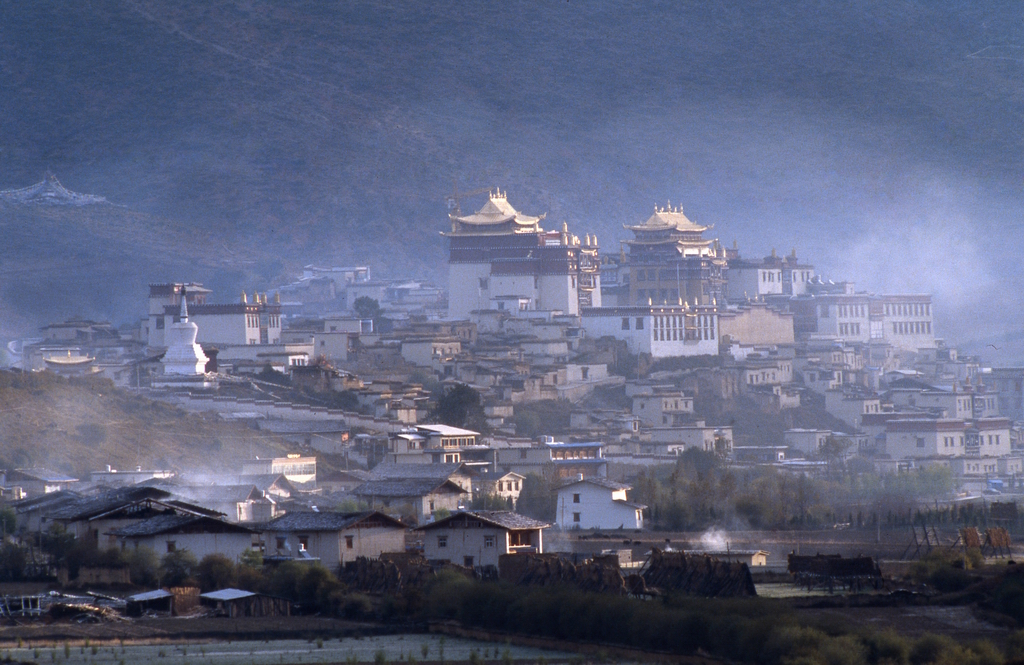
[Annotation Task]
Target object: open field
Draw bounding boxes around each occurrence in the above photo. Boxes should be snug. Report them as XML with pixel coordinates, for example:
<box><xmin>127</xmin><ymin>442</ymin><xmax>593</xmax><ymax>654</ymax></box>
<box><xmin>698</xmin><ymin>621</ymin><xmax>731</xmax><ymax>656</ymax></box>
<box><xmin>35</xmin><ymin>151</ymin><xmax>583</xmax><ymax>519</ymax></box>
<box><xmin>0</xmin><ymin>634</ymin><xmax>586</xmax><ymax>665</ymax></box>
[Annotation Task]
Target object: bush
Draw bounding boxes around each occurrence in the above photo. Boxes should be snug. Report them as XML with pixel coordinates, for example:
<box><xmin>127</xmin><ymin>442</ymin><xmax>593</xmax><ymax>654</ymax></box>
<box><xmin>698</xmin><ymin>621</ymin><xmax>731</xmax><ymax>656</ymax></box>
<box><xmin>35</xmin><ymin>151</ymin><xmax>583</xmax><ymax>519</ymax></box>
<box><xmin>159</xmin><ymin>550</ymin><xmax>199</xmax><ymax>587</ymax></box>
<box><xmin>126</xmin><ymin>547</ymin><xmax>159</xmax><ymax>587</ymax></box>
<box><xmin>197</xmin><ymin>554</ymin><xmax>236</xmax><ymax>592</ymax></box>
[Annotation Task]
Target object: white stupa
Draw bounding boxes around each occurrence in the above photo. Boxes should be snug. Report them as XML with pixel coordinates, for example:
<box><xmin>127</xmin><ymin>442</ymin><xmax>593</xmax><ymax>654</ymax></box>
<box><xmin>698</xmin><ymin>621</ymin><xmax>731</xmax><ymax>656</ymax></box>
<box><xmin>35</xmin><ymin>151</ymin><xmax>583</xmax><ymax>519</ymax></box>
<box><xmin>157</xmin><ymin>291</ymin><xmax>213</xmax><ymax>387</ymax></box>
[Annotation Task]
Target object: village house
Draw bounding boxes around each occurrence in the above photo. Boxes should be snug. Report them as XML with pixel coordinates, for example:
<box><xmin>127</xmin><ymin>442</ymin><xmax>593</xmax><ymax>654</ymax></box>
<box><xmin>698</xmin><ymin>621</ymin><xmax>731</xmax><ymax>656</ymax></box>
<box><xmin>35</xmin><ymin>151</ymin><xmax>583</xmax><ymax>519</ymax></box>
<box><xmin>353</xmin><ymin>478</ymin><xmax>467</xmax><ymax>524</ymax></box>
<box><xmin>417</xmin><ymin>510</ymin><xmax>548</xmax><ymax>570</ymax></box>
<box><xmin>385</xmin><ymin>425</ymin><xmax>482</xmax><ymax>465</ymax></box>
<box><xmin>241</xmin><ymin>455</ymin><xmax>317</xmax><ymax>485</ymax></box>
<box><xmin>631</xmin><ymin>389</ymin><xmax>695</xmax><ymax>427</ymax></box>
<box><xmin>554</xmin><ymin>477</ymin><xmax>645</xmax><ymax>530</ymax></box>
<box><xmin>471</xmin><ymin>470</ymin><xmax>525</xmax><ymax>506</ymax></box>
<box><xmin>109</xmin><ymin>514</ymin><xmax>259</xmax><ymax>560</ymax></box>
<box><xmin>494</xmin><ymin>439</ymin><xmax>607</xmax><ymax>480</ymax></box>
<box><xmin>4</xmin><ymin>469</ymin><xmax>79</xmax><ymax>497</ymax></box>
<box><xmin>261</xmin><ymin>511</ymin><xmax>407</xmax><ymax>566</ymax></box>
<box><xmin>46</xmin><ymin>486</ymin><xmax>223</xmax><ymax>547</ymax></box>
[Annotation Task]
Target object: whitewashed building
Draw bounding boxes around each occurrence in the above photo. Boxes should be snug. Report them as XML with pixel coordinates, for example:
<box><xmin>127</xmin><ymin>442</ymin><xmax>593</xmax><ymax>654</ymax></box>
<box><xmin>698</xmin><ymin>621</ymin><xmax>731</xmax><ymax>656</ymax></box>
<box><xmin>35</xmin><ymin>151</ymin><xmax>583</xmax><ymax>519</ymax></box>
<box><xmin>261</xmin><ymin>511</ymin><xmax>407</xmax><ymax>566</ymax></box>
<box><xmin>554</xmin><ymin>477</ymin><xmax>645</xmax><ymax>530</ymax></box>
<box><xmin>580</xmin><ymin>304</ymin><xmax>718</xmax><ymax>358</ymax></box>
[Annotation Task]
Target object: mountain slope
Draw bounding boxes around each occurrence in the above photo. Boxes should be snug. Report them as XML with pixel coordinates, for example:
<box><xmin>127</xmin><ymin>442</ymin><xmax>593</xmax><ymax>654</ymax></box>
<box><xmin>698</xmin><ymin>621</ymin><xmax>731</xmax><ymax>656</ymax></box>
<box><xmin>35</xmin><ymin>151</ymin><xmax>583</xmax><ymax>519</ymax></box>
<box><xmin>1</xmin><ymin>1</ymin><xmax>1023</xmax><ymax>345</ymax></box>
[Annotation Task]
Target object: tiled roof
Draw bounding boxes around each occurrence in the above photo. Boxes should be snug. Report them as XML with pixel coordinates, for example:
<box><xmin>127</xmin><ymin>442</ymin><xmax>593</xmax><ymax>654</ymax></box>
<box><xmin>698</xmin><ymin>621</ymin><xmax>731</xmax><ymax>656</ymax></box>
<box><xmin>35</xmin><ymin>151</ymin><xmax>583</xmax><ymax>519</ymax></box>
<box><xmin>47</xmin><ymin>487</ymin><xmax>174</xmax><ymax>520</ymax></box>
<box><xmin>172</xmin><ymin>485</ymin><xmax>263</xmax><ymax>504</ymax></box>
<box><xmin>12</xmin><ymin>489</ymin><xmax>81</xmax><ymax>512</ymax></box>
<box><xmin>417</xmin><ymin>510</ymin><xmax>549</xmax><ymax>531</ymax></box>
<box><xmin>558</xmin><ymin>477</ymin><xmax>631</xmax><ymax>491</ymax></box>
<box><xmin>231</xmin><ymin>474</ymin><xmax>297</xmax><ymax>493</ymax></box>
<box><xmin>354</xmin><ymin>478</ymin><xmax>466</xmax><ymax>499</ymax></box>
<box><xmin>261</xmin><ymin>510</ymin><xmax>406</xmax><ymax>532</ymax></box>
<box><xmin>369</xmin><ymin>462</ymin><xmax>465</xmax><ymax>481</ymax></box>
<box><xmin>109</xmin><ymin>514</ymin><xmax>253</xmax><ymax>537</ymax></box>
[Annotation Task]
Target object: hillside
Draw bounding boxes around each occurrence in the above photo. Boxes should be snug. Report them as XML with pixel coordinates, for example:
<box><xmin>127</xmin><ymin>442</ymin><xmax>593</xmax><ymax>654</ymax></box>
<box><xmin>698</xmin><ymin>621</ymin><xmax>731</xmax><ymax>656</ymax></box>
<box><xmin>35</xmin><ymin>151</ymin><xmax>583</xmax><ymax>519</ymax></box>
<box><xmin>0</xmin><ymin>372</ymin><xmax>292</xmax><ymax>478</ymax></box>
<box><xmin>2</xmin><ymin>2</ymin><xmax>1023</xmax><ymax>350</ymax></box>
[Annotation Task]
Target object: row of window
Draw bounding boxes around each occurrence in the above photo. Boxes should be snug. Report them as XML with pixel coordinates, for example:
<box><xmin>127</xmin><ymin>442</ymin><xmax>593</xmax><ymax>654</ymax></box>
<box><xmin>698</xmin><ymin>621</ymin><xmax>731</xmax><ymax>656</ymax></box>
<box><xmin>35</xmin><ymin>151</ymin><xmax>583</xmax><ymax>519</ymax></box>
<box><xmin>437</xmin><ymin>535</ymin><xmax>496</xmax><ymax>548</ymax></box>
<box><xmin>837</xmin><ymin>304</ymin><xmax>867</xmax><ymax>318</ymax></box>
<box><xmin>893</xmin><ymin>321</ymin><xmax>931</xmax><ymax>335</ymax></box>
<box><xmin>885</xmin><ymin>303</ymin><xmax>929</xmax><ymax>316</ymax></box>
<box><xmin>838</xmin><ymin>323</ymin><xmax>862</xmax><ymax>336</ymax></box>
<box><xmin>440</xmin><ymin>437</ymin><xmax>475</xmax><ymax>448</ymax></box>
<box><xmin>760</xmin><ymin>271</ymin><xmax>781</xmax><ymax>283</ymax></box>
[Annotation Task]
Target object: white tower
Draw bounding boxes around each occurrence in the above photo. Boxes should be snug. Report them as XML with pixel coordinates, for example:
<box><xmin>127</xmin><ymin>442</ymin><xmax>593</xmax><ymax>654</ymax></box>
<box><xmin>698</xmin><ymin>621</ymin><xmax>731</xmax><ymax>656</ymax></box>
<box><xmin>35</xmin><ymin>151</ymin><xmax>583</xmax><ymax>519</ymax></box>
<box><xmin>161</xmin><ymin>292</ymin><xmax>209</xmax><ymax>375</ymax></box>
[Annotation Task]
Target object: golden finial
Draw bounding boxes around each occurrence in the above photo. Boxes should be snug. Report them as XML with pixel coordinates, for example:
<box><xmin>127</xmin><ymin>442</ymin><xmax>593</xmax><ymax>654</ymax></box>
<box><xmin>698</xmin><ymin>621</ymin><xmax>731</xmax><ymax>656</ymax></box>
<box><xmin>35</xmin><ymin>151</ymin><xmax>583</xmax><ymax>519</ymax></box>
<box><xmin>241</xmin><ymin>292</ymin><xmax>248</xmax><ymax>304</ymax></box>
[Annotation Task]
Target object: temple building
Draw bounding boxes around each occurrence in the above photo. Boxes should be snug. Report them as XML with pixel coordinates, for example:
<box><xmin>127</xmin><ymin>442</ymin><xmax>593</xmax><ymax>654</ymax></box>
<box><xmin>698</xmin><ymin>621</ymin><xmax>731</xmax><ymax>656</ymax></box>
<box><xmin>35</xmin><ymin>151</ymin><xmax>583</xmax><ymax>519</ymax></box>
<box><xmin>726</xmin><ymin>248</ymin><xmax>815</xmax><ymax>301</ymax></box>
<box><xmin>143</xmin><ymin>283</ymin><xmax>282</xmax><ymax>348</ymax></box>
<box><xmin>443</xmin><ymin>191</ymin><xmax>600</xmax><ymax>320</ymax></box>
<box><xmin>619</xmin><ymin>204</ymin><xmax>729</xmax><ymax>308</ymax></box>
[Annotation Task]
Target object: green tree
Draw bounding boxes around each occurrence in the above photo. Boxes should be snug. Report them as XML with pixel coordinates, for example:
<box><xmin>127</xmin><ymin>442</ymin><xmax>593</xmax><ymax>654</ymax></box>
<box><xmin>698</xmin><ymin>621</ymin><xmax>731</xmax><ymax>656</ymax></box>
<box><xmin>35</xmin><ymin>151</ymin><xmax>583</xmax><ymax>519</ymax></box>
<box><xmin>353</xmin><ymin>297</ymin><xmax>392</xmax><ymax>333</ymax></box>
<box><xmin>196</xmin><ymin>554</ymin><xmax>236</xmax><ymax>592</ymax></box>
<box><xmin>126</xmin><ymin>546</ymin><xmax>160</xmax><ymax>587</ymax></box>
<box><xmin>430</xmin><ymin>383</ymin><xmax>487</xmax><ymax>432</ymax></box>
<box><xmin>160</xmin><ymin>549</ymin><xmax>199</xmax><ymax>587</ymax></box>
<box><xmin>516</xmin><ymin>473</ymin><xmax>557</xmax><ymax>522</ymax></box>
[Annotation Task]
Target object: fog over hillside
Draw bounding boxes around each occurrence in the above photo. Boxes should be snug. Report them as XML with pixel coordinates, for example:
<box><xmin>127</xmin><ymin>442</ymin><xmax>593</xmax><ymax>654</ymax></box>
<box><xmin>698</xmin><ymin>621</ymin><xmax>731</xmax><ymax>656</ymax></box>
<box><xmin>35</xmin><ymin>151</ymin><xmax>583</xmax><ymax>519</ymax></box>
<box><xmin>1</xmin><ymin>1</ymin><xmax>1023</xmax><ymax>357</ymax></box>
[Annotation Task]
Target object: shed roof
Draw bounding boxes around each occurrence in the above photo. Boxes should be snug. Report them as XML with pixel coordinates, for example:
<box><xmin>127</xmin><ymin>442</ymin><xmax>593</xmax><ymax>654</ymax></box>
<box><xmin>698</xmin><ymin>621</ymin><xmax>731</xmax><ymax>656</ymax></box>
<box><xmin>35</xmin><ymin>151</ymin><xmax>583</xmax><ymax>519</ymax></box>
<box><xmin>200</xmin><ymin>588</ymin><xmax>255</xmax><ymax>601</ymax></box>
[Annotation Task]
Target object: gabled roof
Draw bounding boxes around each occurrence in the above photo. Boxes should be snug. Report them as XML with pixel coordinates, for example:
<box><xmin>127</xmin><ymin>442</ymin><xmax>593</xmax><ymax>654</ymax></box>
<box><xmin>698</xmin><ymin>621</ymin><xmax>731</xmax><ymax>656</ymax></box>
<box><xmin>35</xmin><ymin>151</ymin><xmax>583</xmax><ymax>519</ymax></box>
<box><xmin>172</xmin><ymin>485</ymin><xmax>265</xmax><ymax>505</ymax></box>
<box><xmin>557</xmin><ymin>477</ymin><xmax>631</xmax><ymax>492</ymax></box>
<box><xmin>7</xmin><ymin>468</ymin><xmax>78</xmax><ymax>483</ymax></box>
<box><xmin>354</xmin><ymin>478</ymin><xmax>467</xmax><ymax>499</ymax></box>
<box><xmin>416</xmin><ymin>510</ymin><xmax>549</xmax><ymax>531</ymax></box>
<box><xmin>261</xmin><ymin>510</ymin><xmax>406</xmax><ymax>532</ymax></box>
<box><xmin>231</xmin><ymin>474</ymin><xmax>297</xmax><ymax>494</ymax></box>
<box><xmin>47</xmin><ymin>487</ymin><xmax>174</xmax><ymax>521</ymax></box>
<box><xmin>369</xmin><ymin>462</ymin><xmax>466</xmax><ymax>482</ymax></box>
<box><xmin>12</xmin><ymin>489</ymin><xmax>82</xmax><ymax>513</ymax></box>
<box><xmin>109</xmin><ymin>514</ymin><xmax>254</xmax><ymax>538</ymax></box>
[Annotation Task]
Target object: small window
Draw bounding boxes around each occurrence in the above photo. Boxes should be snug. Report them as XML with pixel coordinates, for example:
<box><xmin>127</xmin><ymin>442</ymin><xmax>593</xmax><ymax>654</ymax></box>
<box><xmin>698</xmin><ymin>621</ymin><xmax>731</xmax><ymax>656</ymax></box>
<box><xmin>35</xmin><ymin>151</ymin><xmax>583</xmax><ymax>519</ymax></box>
<box><xmin>484</xmin><ymin>535</ymin><xmax>495</xmax><ymax>548</ymax></box>
<box><xmin>621</xmin><ymin>317</ymin><xmax>629</xmax><ymax>330</ymax></box>
<box><xmin>573</xmin><ymin>493</ymin><xmax>580</xmax><ymax>504</ymax></box>
<box><xmin>438</xmin><ymin>535</ymin><xmax>448</xmax><ymax>548</ymax></box>
<box><xmin>166</xmin><ymin>541</ymin><xmax>176</xmax><ymax>553</ymax></box>
<box><xmin>298</xmin><ymin>536</ymin><xmax>309</xmax><ymax>551</ymax></box>
<box><xmin>345</xmin><ymin>535</ymin><xmax>354</xmax><ymax>550</ymax></box>
<box><xmin>276</xmin><ymin>537</ymin><xmax>286</xmax><ymax>550</ymax></box>
<box><xmin>573</xmin><ymin>512</ymin><xmax>581</xmax><ymax>523</ymax></box>
<box><xmin>429</xmin><ymin>499</ymin><xmax>435</xmax><ymax>511</ymax></box>
<box><xmin>635</xmin><ymin>317</ymin><xmax>644</xmax><ymax>330</ymax></box>
<box><xmin>520</xmin><ymin>449</ymin><xmax>528</xmax><ymax>459</ymax></box>
<box><xmin>464</xmin><ymin>556</ymin><xmax>474</xmax><ymax>567</ymax></box>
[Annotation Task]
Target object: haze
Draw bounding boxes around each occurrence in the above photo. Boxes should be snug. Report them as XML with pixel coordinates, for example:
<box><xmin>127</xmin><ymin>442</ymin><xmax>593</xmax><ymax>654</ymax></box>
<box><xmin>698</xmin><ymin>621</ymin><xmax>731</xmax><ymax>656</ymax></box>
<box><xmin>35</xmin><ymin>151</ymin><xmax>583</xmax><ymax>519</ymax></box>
<box><xmin>1</xmin><ymin>1</ymin><xmax>1022</xmax><ymax>357</ymax></box>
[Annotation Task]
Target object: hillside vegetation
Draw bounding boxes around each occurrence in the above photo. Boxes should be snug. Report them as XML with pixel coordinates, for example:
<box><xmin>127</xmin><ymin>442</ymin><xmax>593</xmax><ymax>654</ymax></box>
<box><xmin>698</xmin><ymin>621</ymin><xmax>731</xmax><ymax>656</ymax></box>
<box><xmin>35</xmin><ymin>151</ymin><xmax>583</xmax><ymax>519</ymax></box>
<box><xmin>0</xmin><ymin>372</ymin><xmax>291</xmax><ymax>477</ymax></box>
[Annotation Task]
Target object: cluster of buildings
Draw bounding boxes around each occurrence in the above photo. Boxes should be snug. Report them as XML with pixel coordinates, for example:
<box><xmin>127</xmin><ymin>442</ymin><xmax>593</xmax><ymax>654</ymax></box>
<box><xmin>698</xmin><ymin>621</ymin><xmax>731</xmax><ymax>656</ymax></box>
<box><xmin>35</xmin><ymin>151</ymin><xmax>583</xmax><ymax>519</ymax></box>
<box><xmin>10</xmin><ymin>188</ymin><xmax>1024</xmax><ymax>535</ymax></box>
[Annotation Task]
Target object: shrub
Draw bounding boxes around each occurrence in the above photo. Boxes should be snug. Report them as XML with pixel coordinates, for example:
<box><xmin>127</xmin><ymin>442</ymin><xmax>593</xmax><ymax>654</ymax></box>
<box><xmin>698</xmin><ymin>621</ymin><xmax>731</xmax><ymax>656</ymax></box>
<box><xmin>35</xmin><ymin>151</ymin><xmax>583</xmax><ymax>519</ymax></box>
<box><xmin>196</xmin><ymin>554</ymin><xmax>236</xmax><ymax>592</ymax></box>
<box><xmin>160</xmin><ymin>549</ymin><xmax>199</xmax><ymax>587</ymax></box>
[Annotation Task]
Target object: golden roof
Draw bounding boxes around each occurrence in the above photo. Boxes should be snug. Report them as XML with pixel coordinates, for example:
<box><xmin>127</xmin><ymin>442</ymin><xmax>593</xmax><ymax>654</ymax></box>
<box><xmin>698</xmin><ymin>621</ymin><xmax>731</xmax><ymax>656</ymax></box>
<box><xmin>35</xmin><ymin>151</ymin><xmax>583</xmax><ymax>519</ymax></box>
<box><xmin>449</xmin><ymin>190</ymin><xmax>543</xmax><ymax>228</ymax></box>
<box><xmin>623</xmin><ymin>204</ymin><xmax>708</xmax><ymax>233</ymax></box>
